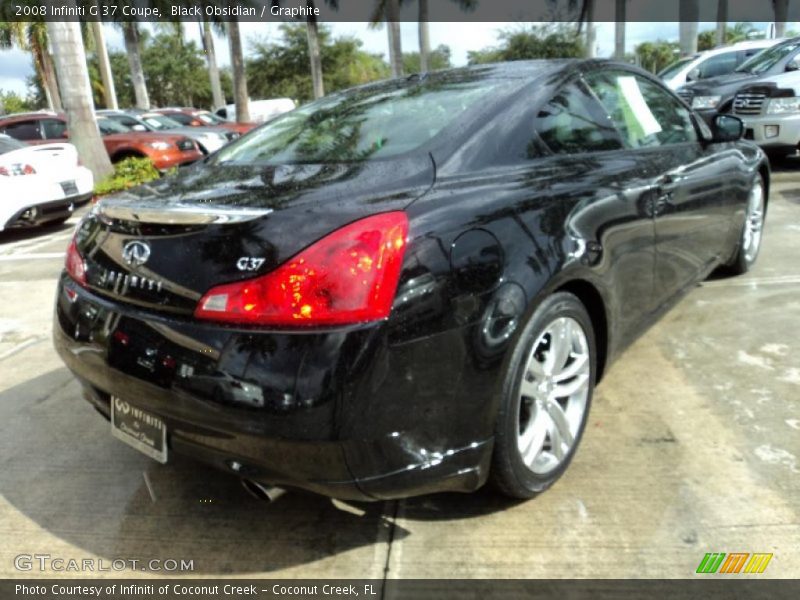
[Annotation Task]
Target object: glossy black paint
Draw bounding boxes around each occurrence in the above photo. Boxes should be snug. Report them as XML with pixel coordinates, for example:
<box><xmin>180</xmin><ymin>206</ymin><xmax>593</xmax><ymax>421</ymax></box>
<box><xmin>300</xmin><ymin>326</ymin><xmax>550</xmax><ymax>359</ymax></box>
<box><xmin>54</xmin><ymin>60</ymin><xmax>768</xmax><ymax>500</ymax></box>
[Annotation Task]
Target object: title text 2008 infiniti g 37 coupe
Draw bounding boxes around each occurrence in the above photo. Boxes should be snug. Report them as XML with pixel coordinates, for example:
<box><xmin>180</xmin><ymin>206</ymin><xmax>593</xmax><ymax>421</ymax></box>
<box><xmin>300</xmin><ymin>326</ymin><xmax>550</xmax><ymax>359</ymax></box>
<box><xmin>54</xmin><ymin>60</ymin><xmax>768</xmax><ymax>500</ymax></box>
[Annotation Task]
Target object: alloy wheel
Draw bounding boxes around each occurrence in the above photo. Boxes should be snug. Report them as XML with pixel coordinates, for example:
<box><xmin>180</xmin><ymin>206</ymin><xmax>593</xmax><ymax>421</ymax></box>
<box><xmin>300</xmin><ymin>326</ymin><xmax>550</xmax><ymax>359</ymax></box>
<box><xmin>517</xmin><ymin>316</ymin><xmax>591</xmax><ymax>475</ymax></box>
<box><xmin>742</xmin><ymin>179</ymin><xmax>765</xmax><ymax>265</ymax></box>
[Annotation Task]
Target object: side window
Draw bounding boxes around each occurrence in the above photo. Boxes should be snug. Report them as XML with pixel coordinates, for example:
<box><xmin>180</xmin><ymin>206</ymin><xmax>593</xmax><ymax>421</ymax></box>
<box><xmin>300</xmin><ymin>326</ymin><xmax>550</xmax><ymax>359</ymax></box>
<box><xmin>167</xmin><ymin>112</ymin><xmax>193</xmax><ymax>126</ymax></box>
<box><xmin>41</xmin><ymin>119</ymin><xmax>68</xmax><ymax>139</ymax></box>
<box><xmin>697</xmin><ymin>52</ymin><xmax>738</xmax><ymax>79</ymax></box>
<box><xmin>534</xmin><ymin>81</ymin><xmax>623</xmax><ymax>155</ymax></box>
<box><xmin>3</xmin><ymin>120</ymin><xmax>41</xmax><ymax>141</ymax></box>
<box><xmin>586</xmin><ymin>71</ymin><xmax>697</xmax><ymax>148</ymax></box>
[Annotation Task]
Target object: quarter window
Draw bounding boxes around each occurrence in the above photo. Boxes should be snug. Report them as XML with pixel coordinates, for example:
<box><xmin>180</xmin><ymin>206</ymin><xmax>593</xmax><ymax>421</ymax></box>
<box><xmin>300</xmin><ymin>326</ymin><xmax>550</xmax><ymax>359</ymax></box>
<box><xmin>41</xmin><ymin>119</ymin><xmax>68</xmax><ymax>139</ymax></box>
<box><xmin>2</xmin><ymin>120</ymin><xmax>41</xmax><ymax>141</ymax></box>
<box><xmin>586</xmin><ymin>72</ymin><xmax>697</xmax><ymax>148</ymax></box>
<box><xmin>534</xmin><ymin>81</ymin><xmax>623</xmax><ymax>155</ymax></box>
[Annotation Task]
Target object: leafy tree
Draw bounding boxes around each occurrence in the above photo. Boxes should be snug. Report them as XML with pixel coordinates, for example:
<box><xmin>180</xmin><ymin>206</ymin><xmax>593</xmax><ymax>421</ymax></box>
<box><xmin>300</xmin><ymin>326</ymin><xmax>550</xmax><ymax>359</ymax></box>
<box><xmin>0</xmin><ymin>90</ymin><xmax>34</xmax><ymax>114</ymax></box>
<box><xmin>698</xmin><ymin>22</ymin><xmax>757</xmax><ymax>51</ymax></box>
<box><xmin>468</xmin><ymin>25</ymin><xmax>585</xmax><ymax>65</ymax></box>
<box><xmin>247</xmin><ymin>24</ymin><xmax>389</xmax><ymax>105</ymax></box>
<box><xmin>403</xmin><ymin>44</ymin><xmax>451</xmax><ymax>73</ymax></box>
<box><xmin>635</xmin><ymin>40</ymin><xmax>680</xmax><ymax>73</ymax></box>
<box><xmin>0</xmin><ymin>21</ymin><xmax>62</xmax><ymax>111</ymax></box>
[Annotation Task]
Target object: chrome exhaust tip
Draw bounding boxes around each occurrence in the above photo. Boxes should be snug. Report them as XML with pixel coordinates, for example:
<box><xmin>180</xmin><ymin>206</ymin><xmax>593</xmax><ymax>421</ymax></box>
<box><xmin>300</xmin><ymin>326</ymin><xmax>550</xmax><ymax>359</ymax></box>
<box><xmin>241</xmin><ymin>479</ymin><xmax>286</xmax><ymax>503</ymax></box>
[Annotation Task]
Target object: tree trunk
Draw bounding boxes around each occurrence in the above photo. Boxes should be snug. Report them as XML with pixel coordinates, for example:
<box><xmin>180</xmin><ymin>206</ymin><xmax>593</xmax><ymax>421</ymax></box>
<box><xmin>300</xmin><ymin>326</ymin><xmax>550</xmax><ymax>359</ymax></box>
<box><xmin>201</xmin><ymin>21</ymin><xmax>224</xmax><ymax>110</ymax></box>
<box><xmin>418</xmin><ymin>0</ymin><xmax>430</xmax><ymax>72</ymax></box>
<box><xmin>122</xmin><ymin>22</ymin><xmax>149</xmax><ymax>110</ymax></box>
<box><xmin>91</xmin><ymin>19</ymin><xmax>117</xmax><ymax>110</ymax></box>
<box><xmin>46</xmin><ymin>18</ymin><xmax>112</xmax><ymax>180</ymax></box>
<box><xmin>773</xmin><ymin>0</ymin><xmax>788</xmax><ymax>38</ymax></box>
<box><xmin>584</xmin><ymin>0</ymin><xmax>596</xmax><ymax>58</ymax></box>
<box><xmin>715</xmin><ymin>0</ymin><xmax>727</xmax><ymax>46</ymax></box>
<box><xmin>33</xmin><ymin>38</ymin><xmax>63</xmax><ymax>112</ymax></box>
<box><xmin>614</xmin><ymin>0</ymin><xmax>626</xmax><ymax>59</ymax></box>
<box><xmin>386</xmin><ymin>0</ymin><xmax>403</xmax><ymax>77</ymax></box>
<box><xmin>679</xmin><ymin>0</ymin><xmax>699</xmax><ymax>56</ymax></box>
<box><xmin>227</xmin><ymin>19</ymin><xmax>250</xmax><ymax>122</ymax></box>
<box><xmin>306</xmin><ymin>2</ymin><xmax>324</xmax><ymax>99</ymax></box>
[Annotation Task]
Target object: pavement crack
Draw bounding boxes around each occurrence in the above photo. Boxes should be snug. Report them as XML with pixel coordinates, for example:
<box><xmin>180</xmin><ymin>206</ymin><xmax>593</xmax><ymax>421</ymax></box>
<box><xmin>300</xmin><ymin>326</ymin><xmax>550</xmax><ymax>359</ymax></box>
<box><xmin>380</xmin><ymin>499</ymin><xmax>401</xmax><ymax>600</ymax></box>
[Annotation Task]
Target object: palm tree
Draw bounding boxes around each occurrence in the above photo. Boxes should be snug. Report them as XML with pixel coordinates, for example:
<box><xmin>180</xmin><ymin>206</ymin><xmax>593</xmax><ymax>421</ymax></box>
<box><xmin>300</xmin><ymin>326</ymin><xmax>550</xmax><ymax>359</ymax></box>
<box><xmin>716</xmin><ymin>0</ymin><xmax>728</xmax><ymax>46</ymax></box>
<box><xmin>0</xmin><ymin>21</ymin><xmax>62</xmax><ymax>111</ymax></box>
<box><xmin>200</xmin><ymin>20</ymin><xmax>225</xmax><ymax>109</ymax></box>
<box><xmin>121</xmin><ymin>21</ymin><xmax>149</xmax><ymax>109</ymax></box>
<box><xmin>306</xmin><ymin>0</ymin><xmax>326</xmax><ymax>99</ymax></box>
<box><xmin>415</xmin><ymin>0</ymin><xmax>475</xmax><ymax>73</ymax></box>
<box><xmin>584</xmin><ymin>0</ymin><xmax>596</xmax><ymax>58</ymax></box>
<box><xmin>614</xmin><ymin>0</ymin><xmax>626</xmax><ymax>60</ymax></box>
<box><xmin>678</xmin><ymin>0</ymin><xmax>699</xmax><ymax>56</ymax></box>
<box><xmin>46</xmin><ymin>16</ymin><xmax>112</xmax><ymax>179</ymax></box>
<box><xmin>227</xmin><ymin>18</ymin><xmax>250</xmax><ymax>122</ymax></box>
<box><xmin>772</xmin><ymin>0</ymin><xmax>788</xmax><ymax>38</ymax></box>
<box><xmin>89</xmin><ymin>17</ymin><xmax>117</xmax><ymax>109</ymax></box>
<box><xmin>369</xmin><ymin>0</ymin><xmax>403</xmax><ymax>78</ymax></box>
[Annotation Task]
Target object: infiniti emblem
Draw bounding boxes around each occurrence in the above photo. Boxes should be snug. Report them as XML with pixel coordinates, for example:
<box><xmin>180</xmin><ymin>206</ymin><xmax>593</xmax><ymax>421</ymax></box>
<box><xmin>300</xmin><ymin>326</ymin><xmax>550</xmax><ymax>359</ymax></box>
<box><xmin>122</xmin><ymin>240</ymin><xmax>151</xmax><ymax>267</ymax></box>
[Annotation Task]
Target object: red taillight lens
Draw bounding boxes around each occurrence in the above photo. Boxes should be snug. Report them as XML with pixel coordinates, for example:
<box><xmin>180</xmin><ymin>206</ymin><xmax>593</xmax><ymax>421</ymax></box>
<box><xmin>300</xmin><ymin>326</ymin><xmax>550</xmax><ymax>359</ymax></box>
<box><xmin>195</xmin><ymin>212</ymin><xmax>409</xmax><ymax>326</ymax></box>
<box><xmin>0</xmin><ymin>164</ymin><xmax>35</xmax><ymax>176</ymax></box>
<box><xmin>65</xmin><ymin>239</ymin><xmax>87</xmax><ymax>286</ymax></box>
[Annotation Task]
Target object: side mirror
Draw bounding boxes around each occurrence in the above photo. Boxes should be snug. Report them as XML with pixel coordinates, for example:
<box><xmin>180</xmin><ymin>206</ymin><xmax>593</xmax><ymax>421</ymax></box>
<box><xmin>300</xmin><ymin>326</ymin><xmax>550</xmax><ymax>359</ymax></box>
<box><xmin>711</xmin><ymin>114</ymin><xmax>744</xmax><ymax>142</ymax></box>
<box><xmin>686</xmin><ymin>67</ymin><xmax>701</xmax><ymax>81</ymax></box>
<box><xmin>786</xmin><ymin>59</ymin><xmax>800</xmax><ymax>72</ymax></box>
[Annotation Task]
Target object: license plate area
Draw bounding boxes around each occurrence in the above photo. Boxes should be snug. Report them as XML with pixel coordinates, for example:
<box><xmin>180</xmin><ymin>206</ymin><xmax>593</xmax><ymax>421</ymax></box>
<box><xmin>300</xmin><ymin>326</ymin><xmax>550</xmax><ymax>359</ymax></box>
<box><xmin>60</xmin><ymin>180</ymin><xmax>78</xmax><ymax>196</ymax></box>
<box><xmin>110</xmin><ymin>396</ymin><xmax>167</xmax><ymax>463</ymax></box>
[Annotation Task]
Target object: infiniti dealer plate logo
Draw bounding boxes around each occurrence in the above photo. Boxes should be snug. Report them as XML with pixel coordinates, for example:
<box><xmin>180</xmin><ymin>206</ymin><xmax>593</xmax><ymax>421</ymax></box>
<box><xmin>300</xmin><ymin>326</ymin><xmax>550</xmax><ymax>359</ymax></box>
<box><xmin>122</xmin><ymin>240</ymin><xmax>151</xmax><ymax>267</ymax></box>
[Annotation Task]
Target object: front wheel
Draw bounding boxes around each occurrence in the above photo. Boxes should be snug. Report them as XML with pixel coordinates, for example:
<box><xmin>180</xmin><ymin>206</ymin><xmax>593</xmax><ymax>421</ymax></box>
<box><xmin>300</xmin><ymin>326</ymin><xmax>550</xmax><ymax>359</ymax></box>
<box><xmin>725</xmin><ymin>174</ymin><xmax>765</xmax><ymax>275</ymax></box>
<box><xmin>490</xmin><ymin>292</ymin><xmax>596</xmax><ymax>499</ymax></box>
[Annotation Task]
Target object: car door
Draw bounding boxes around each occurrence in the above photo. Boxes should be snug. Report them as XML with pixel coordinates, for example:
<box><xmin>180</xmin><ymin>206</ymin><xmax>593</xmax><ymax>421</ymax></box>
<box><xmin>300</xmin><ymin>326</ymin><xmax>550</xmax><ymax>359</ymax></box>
<box><xmin>40</xmin><ymin>118</ymin><xmax>69</xmax><ymax>142</ymax></box>
<box><xmin>528</xmin><ymin>77</ymin><xmax>659</xmax><ymax>335</ymax></box>
<box><xmin>1</xmin><ymin>119</ymin><xmax>44</xmax><ymax>144</ymax></box>
<box><xmin>585</xmin><ymin>70</ymin><xmax>738</xmax><ymax>303</ymax></box>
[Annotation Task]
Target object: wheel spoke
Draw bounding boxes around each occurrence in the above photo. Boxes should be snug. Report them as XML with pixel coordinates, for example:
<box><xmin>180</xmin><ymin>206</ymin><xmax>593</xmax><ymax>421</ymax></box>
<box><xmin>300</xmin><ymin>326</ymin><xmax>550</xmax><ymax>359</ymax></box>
<box><xmin>526</xmin><ymin>354</ymin><xmax>546</xmax><ymax>380</ymax></box>
<box><xmin>552</xmin><ymin>372</ymin><xmax>589</xmax><ymax>399</ymax></box>
<box><xmin>552</xmin><ymin>352</ymin><xmax>589</xmax><ymax>383</ymax></box>
<box><xmin>545</xmin><ymin>319</ymin><xmax>572</xmax><ymax>375</ymax></box>
<box><xmin>518</xmin><ymin>413</ymin><xmax>546</xmax><ymax>465</ymax></box>
<box><xmin>544</xmin><ymin>399</ymin><xmax>574</xmax><ymax>451</ymax></box>
<box><xmin>520</xmin><ymin>378</ymin><xmax>540</xmax><ymax>400</ymax></box>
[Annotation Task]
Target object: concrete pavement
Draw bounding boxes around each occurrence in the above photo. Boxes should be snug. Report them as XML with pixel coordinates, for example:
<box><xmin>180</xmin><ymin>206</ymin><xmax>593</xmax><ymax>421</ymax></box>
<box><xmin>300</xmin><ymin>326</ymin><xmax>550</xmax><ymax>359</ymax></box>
<box><xmin>0</xmin><ymin>170</ymin><xmax>798</xmax><ymax>580</ymax></box>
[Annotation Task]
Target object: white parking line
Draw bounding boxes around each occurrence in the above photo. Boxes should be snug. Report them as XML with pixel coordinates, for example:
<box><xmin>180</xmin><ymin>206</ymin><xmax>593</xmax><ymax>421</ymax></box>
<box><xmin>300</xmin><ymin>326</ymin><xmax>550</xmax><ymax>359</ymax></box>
<box><xmin>703</xmin><ymin>275</ymin><xmax>800</xmax><ymax>288</ymax></box>
<box><xmin>0</xmin><ymin>231</ymin><xmax>72</xmax><ymax>255</ymax></box>
<box><xmin>0</xmin><ymin>252</ymin><xmax>65</xmax><ymax>261</ymax></box>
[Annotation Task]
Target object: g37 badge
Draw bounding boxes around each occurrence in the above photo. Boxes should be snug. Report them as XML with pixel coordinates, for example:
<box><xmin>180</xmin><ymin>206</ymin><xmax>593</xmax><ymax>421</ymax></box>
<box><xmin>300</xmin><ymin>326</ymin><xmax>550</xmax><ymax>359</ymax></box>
<box><xmin>236</xmin><ymin>257</ymin><xmax>266</xmax><ymax>271</ymax></box>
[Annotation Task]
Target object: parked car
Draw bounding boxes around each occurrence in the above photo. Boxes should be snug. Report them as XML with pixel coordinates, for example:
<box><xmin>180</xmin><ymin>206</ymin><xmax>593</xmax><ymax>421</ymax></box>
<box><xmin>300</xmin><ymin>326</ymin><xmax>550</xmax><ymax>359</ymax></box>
<box><xmin>677</xmin><ymin>37</ymin><xmax>800</xmax><ymax>122</ymax></box>
<box><xmin>54</xmin><ymin>60</ymin><xmax>768</xmax><ymax>501</ymax></box>
<box><xmin>97</xmin><ymin>109</ymin><xmax>240</xmax><ymax>155</ymax></box>
<box><xmin>728</xmin><ymin>72</ymin><xmax>800</xmax><ymax>157</ymax></box>
<box><xmin>0</xmin><ymin>134</ymin><xmax>92</xmax><ymax>231</ymax></box>
<box><xmin>214</xmin><ymin>98</ymin><xmax>296</xmax><ymax>123</ymax></box>
<box><xmin>659</xmin><ymin>39</ymin><xmax>781</xmax><ymax>90</ymax></box>
<box><xmin>152</xmin><ymin>108</ymin><xmax>255</xmax><ymax>136</ymax></box>
<box><xmin>0</xmin><ymin>112</ymin><xmax>203</xmax><ymax>172</ymax></box>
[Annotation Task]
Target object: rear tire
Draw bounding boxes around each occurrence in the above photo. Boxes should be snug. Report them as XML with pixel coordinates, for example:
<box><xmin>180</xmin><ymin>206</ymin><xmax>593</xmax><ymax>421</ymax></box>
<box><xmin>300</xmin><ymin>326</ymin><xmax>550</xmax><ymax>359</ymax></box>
<box><xmin>490</xmin><ymin>292</ymin><xmax>596</xmax><ymax>499</ymax></box>
<box><xmin>724</xmin><ymin>174</ymin><xmax>765</xmax><ymax>276</ymax></box>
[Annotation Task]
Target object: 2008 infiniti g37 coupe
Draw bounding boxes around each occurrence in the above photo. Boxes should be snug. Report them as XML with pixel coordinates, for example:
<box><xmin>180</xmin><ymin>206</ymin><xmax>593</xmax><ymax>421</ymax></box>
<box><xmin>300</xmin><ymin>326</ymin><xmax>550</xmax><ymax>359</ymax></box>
<box><xmin>54</xmin><ymin>60</ymin><xmax>768</xmax><ymax>500</ymax></box>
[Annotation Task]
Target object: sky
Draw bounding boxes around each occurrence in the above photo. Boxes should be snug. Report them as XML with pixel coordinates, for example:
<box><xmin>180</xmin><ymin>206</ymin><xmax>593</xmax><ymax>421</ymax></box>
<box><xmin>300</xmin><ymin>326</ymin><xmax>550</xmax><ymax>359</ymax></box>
<box><xmin>0</xmin><ymin>21</ymin><xmax>791</xmax><ymax>98</ymax></box>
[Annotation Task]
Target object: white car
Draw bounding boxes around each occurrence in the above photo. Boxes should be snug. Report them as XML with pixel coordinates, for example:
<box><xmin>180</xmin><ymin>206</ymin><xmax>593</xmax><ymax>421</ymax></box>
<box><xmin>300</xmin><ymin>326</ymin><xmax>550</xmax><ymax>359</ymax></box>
<box><xmin>0</xmin><ymin>135</ymin><xmax>93</xmax><ymax>231</ymax></box>
<box><xmin>660</xmin><ymin>39</ymin><xmax>782</xmax><ymax>90</ymax></box>
<box><xmin>214</xmin><ymin>98</ymin><xmax>296</xmax><ymax>123</ymax></box>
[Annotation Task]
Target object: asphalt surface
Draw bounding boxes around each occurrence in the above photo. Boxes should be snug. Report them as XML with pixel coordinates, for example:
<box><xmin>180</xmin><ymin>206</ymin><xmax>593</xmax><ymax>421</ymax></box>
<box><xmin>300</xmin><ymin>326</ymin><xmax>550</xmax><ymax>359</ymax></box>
<box><xmin>0</xmin><ymin>165</ymin><xmax>798</xmax><ymax>580</ymax></box>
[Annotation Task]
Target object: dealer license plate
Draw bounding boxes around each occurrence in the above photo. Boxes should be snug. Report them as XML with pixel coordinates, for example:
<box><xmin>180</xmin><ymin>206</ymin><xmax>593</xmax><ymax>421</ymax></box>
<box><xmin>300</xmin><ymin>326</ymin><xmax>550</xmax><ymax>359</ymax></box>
<box><xmin>60</xmin><ymin>180</ymin><xmax>78</xmax><ymax>196</ymax></box>
<box><xmin>110</xmin><ymin>396</ymin><xmax>167</xmax><ymax>463</ymax></box>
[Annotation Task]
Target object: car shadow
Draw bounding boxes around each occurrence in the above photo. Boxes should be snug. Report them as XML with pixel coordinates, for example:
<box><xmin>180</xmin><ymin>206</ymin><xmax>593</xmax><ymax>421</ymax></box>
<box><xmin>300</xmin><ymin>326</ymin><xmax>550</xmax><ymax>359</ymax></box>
<box><xmin>0</xmin><ymin>219</ymin><xmax>73</xmax><ymax>245</ymax></box>
<box><xmin>0</xmin><ymin>368</ymin><xmax>408</xmax><ymax>575</ymax></box>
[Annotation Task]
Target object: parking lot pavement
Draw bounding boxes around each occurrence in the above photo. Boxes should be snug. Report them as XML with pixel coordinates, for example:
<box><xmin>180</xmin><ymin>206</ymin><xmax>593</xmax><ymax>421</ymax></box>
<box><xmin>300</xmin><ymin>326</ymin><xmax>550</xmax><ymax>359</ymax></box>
<box><xmin>1</xmin><ymin>173</ymin><xmax>798</xmax><ymax>581</ymax></box>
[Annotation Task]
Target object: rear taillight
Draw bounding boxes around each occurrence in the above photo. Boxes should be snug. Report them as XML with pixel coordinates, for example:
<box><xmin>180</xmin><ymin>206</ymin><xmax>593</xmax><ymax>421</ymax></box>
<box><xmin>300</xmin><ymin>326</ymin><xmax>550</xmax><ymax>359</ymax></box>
<box><xmin>65</xmin><ymin>239</ymin><xmax>87</xmax><ymax>286</ymax></box>
<box><xmin>0</xmin><ymin>164</ymin><xmax>36</xmax><ymax>176</ymax></box>
<box><xmin>195</xmin><ymin>212</ymin><xmax>409</xmax><ymax>326</ymax></box>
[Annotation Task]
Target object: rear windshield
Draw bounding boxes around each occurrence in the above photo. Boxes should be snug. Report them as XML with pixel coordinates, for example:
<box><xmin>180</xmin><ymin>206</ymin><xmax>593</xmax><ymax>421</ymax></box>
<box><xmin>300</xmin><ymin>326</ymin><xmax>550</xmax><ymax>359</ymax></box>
<box><xmin>737</xmin><ymin>41</ymin><xmax>800</xmax><ymax>74</ymax></box>
<box><xmin>0</xmin><ymin>135</ymin><xmax>26</xmax><ymax>154</ymax></box>
<box><xmin>658</xmin><ymin>56</ymin><xmax>697</xmax><ymax>79</ymax></box>
<box><xmin>141</xmin><ymin>114</ymin><xmax>183</xmax><ymax>130</ymax></box>
<box><xmin>212</xmin><ymin>74</ymin><xmax>511</xmax><ymax>164</ymax></box>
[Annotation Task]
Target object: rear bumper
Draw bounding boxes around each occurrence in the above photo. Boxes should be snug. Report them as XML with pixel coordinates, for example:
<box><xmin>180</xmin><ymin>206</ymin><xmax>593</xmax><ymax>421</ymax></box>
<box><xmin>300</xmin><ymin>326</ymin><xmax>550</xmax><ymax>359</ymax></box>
<box><xmin>3</xmin><ymin>192</ymin><xmax>91</xmax><ymax>229</ymax></box>
<box><xmin>53</xmin><ymin>274</ymin><xmax>495</xmax><ymax>500</ymax></box>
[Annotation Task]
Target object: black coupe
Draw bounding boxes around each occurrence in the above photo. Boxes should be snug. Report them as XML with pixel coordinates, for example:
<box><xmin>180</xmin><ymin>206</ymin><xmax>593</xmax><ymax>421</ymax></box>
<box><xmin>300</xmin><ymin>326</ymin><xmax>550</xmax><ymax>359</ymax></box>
<box><xmin>55</xmin><ymin>60</ymin><xmax>768</xmax><ymax>500</ymax></box>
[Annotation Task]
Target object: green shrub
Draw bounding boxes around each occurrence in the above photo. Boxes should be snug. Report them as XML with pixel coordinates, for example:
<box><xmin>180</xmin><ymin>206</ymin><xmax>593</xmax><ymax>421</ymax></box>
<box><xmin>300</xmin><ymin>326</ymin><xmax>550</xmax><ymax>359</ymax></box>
<box><xmin>94</xmin><ymin>157</ymin><xmax>161</xmax><ymax>196</ymax></box>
